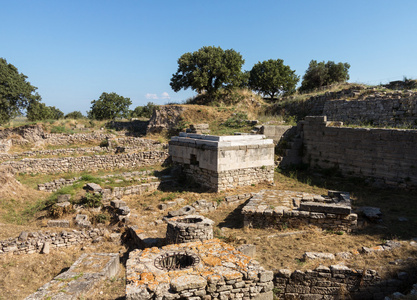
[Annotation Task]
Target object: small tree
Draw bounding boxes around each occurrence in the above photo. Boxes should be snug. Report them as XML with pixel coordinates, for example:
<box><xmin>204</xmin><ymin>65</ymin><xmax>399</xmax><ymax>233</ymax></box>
<box><xmin>300</xmin><ymin>60</ymin><xmax>350</xmax><ymax>92</ymax></box>
<box><xmin>248</xmin><ymin>59</ymin><xmax>299</xmax><ymax>99</ymax></box>
<box><xmin>170</xmin><ymin>46</ymin><xmax>245</xmax><ymax>96</ymax></box>
<box><xmin>0</xmin><ymin>58</ymin><xmax>40</xmax><ymax>124</ymax></box>
<box><xmin>88</xmin><ymin>92</ymin><xmax>132</xmax><ymax>120</ymax></box>
<box><xmin>130</xmin><ymin>102</ymin><xmax>158</xmax><ymax>118</ymax></box>
<box><xmin>65</xmin><ymin>111</ymin><xmax>85</xmax><ymax>119</ymax></box>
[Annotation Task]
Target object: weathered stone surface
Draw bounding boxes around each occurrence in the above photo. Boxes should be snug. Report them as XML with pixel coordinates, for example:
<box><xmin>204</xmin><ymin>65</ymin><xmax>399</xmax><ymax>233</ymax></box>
<box><xmin>171</xmin><ymin>275</ymin><xmax>207</xmax><ymax>292</ymax></box>
<box><xmin>26</xmin><ymin>253</ymin><xmax>119</xmax><ymax>300</ymax></box>
<box><xmin>300</xmin><ymin>202</ymin><xmax>351</xmax><ymax>215</ymax></box>
<box><xmin>236</xmin><ymin>244</ymin><xmax>256</xmax><ymax>258</ymax></box>
<box><xmin>84</xmin><ymin>182</ymin><xmax>102</xmax><ymax>192</ymax></box>
<box><xmin>303</xmin><ymin>252</ymin><xmax>335</xmax><ymax>261</ymax></box>
<box><xmin>57</xmin><ymin>194</ymin><xmax>71</xmax><ymax>203</ymax></box>
<box><xmin>47</xmin><ymin>219</ymin><xmax>70</xmax><ymax>228</ymax></box>
<box><xmin>357</xmin><ymin>206</ymin><xmax>382</xmax><ymax>221</ymax></box>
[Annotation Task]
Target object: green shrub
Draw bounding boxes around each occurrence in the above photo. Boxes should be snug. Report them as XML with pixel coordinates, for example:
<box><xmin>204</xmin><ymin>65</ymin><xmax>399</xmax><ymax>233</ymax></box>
<box><xmin>84</xmin><ymin>192</ymin><xmax>102</xmax><ymax>208</ymax></box>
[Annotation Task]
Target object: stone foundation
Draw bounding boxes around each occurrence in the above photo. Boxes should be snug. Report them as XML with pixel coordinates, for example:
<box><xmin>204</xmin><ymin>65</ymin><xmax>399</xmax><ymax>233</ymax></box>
<box><xmin>166</xmin><ymin>215</ymin><xmax>214</xmax><ymax>244</ymax></box>
<box><xmin>2</xmin><ymin>151</ymin><xmax>168</xmax><ymax>174</ymax></box>
<box><xmin>183</xmin><ymin>165</ymin><xmax>275</xmax><ymax>191</ymax></box>
<box><xmin>274</xmin><ymin>264</ymin><xmax>416</xmax><ymax>300</ymax></box>
<box><xmin>126</xmin><ymin>239</ymin><xmax>274</xmax><ymax>300</ymax></box>
<box><xmin>242</xmin><ymin>190</ymin><xmax>357</xmax><ymax>232</ymax></box>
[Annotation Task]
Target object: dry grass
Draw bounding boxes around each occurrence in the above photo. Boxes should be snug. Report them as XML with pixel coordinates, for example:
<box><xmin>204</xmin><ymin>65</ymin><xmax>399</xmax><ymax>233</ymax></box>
<box><xmin>0</xmin><ymin>241</ymin><xmax>125</xmax><ymax>300</ymax></box>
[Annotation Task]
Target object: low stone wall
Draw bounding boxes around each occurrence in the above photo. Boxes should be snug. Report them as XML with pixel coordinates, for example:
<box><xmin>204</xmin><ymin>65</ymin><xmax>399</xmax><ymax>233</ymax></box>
<box><xmin>2</xmin><ymin>150</ymin><xmax>168</xmax><ymax>174</ymax></box>
<box><xmin>274</xmin><ymin>264</ymin><xmax>415</xmax><ymax>300</ymax></box>
<box><xmin>184</xmin><ymin>165</ymin><xmax>275</xmax><ymax>192</ymax></box>
<box><xmin>0</xmin><ymin>228</ymin><xmax>107</xmax><ymax>255</ymax></box>
<box><xmin>302</xmin><ymin>116</ymin><xmax>417</xmax><ymax>188</ymax></box>
<box><xmin>38</xmin><ymin>170</ymin><xmax>154</xmax><ymax>192</ymax></box>
<box><xmin>100</xmin><ymin>181</ymin><xmax>161</xmax><ymax>201</ymax></box>
<box><xmin>166</xmin><ymin>215</ymin><xmax>214</xmax><ymax>244</ymax></box>
<box><xmin>242</xmin><ymin>190</ymin><xmax>357</xmax><ymax>232</ymax></box>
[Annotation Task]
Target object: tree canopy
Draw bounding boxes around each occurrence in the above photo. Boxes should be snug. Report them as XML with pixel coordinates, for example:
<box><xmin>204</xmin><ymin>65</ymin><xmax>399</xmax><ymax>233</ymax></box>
<box><xmin>0</xmin><ymin>58</ymin><xmax>40</xmax><ymax>124</ymax></box>
<box><xmin>170</xmin><ymin>46</ymin><xmax>245</xmax><ymax>95</ymax></box>
<box><xmin>65</xmin><ymin>111</ymin><xmax>85</xmax><ymax>119</ymax></box>
<box><xmin>300</xmin><ymin>60</ymin><xmax>350</xmax><ymax>92</ymax></box>
<box><xmin>248</xmin><ymin>59</ymin><xmax>299</xmax><ymax>99</ymax></box>
<box><xmin>88</xmin><ymin>92</ymin><xmax>132</xmax><ymax>120</ymax></box>
<box><xmin>130</xmin><ymin>102</ymin><xmax>158</xmax><ymax>119</ymax></box>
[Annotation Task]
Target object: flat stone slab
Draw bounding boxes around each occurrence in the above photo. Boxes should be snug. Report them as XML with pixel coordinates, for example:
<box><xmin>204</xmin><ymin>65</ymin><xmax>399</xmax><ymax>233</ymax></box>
<box><xmin>26</xmin><ymin>253</ymin><xmax>119</xmax><ymax>300</ymax></box>
<box><xmin>299</xmin><ymin>202</ymin><xmax>351</xmax><ymax>215</ymax></box>
<box><xmin>47</xmin><ymin>220</ymin><xmax>70</xmax><ymax>228</ymax></box>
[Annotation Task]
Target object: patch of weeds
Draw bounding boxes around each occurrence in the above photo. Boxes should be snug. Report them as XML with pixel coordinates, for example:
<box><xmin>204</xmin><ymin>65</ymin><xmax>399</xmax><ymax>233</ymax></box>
<box><xmin>99</xmin><ymin>139</ymin><xmax>109</xmax><ymax>147</ymax></box>
<box><xmin>215</xmin><ymin>197</ymin><xmax>224</xmax><ymax>206</ymax></box>
<box><xmin>160</xmin><ymin>193</ymin><xmax>177</xmax><ymax>202</ymax></box>
<box><xmin>295</xmin><ymin>258</ymin><xmax>305</xmax><ymax>266</ymax></box>
<box><xmin>95</xmin><ymin>213</ymin><xmax>109</xmax><ymax>224</ymax></box>
<box><xmin>84</xmin><ymin>192</ymin><xmax>102</xmax><ymax>208</ymax></box>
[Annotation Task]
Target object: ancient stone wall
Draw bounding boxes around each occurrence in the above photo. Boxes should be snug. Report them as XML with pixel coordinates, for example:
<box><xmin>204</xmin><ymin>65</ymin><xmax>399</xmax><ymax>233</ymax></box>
<box><xmin>0</xmin><ymin>228</ymin><xmax>107</xmax><ymax>255</ymax></box>
<box><xmin>323</xmin><ymin>94</ymin><xmax>417</xmax><ymax>127</ymax></box>
<box><xmin>274</xmin><ymin>264</ymin><xmax>415</xmax><ymax>300</ymax></box>
<box><xmin>302</xmin><ymin>116</ymin><xmax>417</xmax><ymax>188</ymax></box>
<box><xmin>2</xmin><ymin>151</ymin><xmax>168</xmax><ymax>174</ymax></box>
<box><xmin>38</xmin><ymin>170</ymin><xmax>154</xmax><ymax>192</ymax></box>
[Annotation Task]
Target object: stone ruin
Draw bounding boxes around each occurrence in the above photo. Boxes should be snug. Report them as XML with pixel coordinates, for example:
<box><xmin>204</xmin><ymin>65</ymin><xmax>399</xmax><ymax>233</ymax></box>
<box><xmin>242</xmin><ymin>190</ymin><xmax>357</xmax><ymax>232</ymax></box>
<box><xmin>169</xmin><ymin>133</ymin><xmax>274</xmax><ymax>191</ymax></box>
<box><xmin>166</xmin><ymin>215</ymin><xmax>214</xmax><ymax>244</ymax></box>
<box><xmin>126</xmin><ymin>239</ymin><xmax>274</xmax><ymax>300</ymax></box>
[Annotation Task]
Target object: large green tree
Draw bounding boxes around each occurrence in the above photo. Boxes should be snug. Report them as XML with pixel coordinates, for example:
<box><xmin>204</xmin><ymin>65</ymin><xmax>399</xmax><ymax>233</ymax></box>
<box><xmin>248</xmin><ymin>59</ymin><xmax>299</xmax><ymax>99</ymax></box>
<box><xmin>170</xmin><ymin>46</ymin><xmax>245</xmax><ymax>95</ymax></box>
<box><xmin>0</xmin><ymin>58</ymin><xmax>40</xmax><ymax>124</ymax></box>
<box><xmin>88</xmin><ymin>92</ymin><xmax>132</xmax><ymax>120</ymax></box>
<box><xmin>300</xmin><ymin>60</ymin><xmax>350</xmax><ymax>92</ymax></box>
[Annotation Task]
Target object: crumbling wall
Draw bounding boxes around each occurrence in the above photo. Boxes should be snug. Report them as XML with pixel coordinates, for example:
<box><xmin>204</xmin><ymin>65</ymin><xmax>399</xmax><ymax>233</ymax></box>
<box><xmin>274</xmin><ymin>264</ymin><xmax>415</xmax><ymax>300</ymax></box>
<box><xmin>302</xmin><ymin>116</ymin><xmax>417</xmax><ymax>188</ymax></box>
<box><xmin>0</xmin><ymin>228</ymin><xmax>107</xmax><ymax>255</ymax></box>
<box><xmin>2</xmin><ymin>151</ymin><xmax>168</xmax><ymax>174</ymax></box>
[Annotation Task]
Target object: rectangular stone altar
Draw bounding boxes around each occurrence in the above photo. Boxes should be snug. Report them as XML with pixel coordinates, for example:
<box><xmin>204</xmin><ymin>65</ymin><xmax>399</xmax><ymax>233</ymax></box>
<box><xmin>169</xmin><ymin>133</ymin><xmax>275</xmax><ymax>191</ymax></box>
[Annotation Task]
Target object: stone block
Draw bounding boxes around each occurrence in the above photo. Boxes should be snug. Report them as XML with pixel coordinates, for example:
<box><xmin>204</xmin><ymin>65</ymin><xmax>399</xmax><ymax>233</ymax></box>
<box><xmin>57</xmin><ymin>194</ymin><xmax>71</xmax><ymax>203</ymax></box>
<box><xmin>300</xmin><ymin>202</ymin><xmax>351</xmax><ymax>215</ymax></box>
<box><xmin>47</xmin><ymin>220</ymin><xmax>70</xmax><ymax>228</ymax></box>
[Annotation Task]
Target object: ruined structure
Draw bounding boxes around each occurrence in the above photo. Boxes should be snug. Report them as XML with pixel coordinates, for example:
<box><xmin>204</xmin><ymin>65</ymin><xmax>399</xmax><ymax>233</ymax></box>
<box><xmin>242</xmin><ymin>190</ymin><xmax>357</xmax><ymax>232</ymax></box>
<box><xmin>166</xmin><ymin>215</ymin><xmax>214</xmax><ymax>244</ymax></box>
<box><xmin>169</xmin><ymin>133</ymin><xmax>274</xmax><ymax>191</ymax></box>
<box><xmin>126</xmin><ymin>239</ymin><xmax>274</xmax><ymax>300</ymax></box>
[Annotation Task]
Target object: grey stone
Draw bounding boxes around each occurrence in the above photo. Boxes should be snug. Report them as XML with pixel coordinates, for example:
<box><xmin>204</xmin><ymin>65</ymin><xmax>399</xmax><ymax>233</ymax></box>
<box><xmin>303</xmin><ymin>252</ymin><xmax>335</xmax><ymax>261</ymax></box>
<box><xmin>18</xmin><ymin>231</ymin><xmax>28</xmax><ymax>241</ymax></box>
<box><xmin>57</xmin><ymin>194</ymin><xmax>71</xmax><ymax>203</ymax></box>
<box><xmin>300</xmin><ymin>202</ymin><xmax>351</xmax><ymax>215</ymax></box>
<box><xmin>84</xmin><ymin>182</ymin><xmax>102</xmax><ymax>192</ymax></box>
<box><xmin>357</xmin><ymin>206</ymin><xmax>382</xmax><ymax>221</ymax></box>
<box><xmin>236</xmin><ymin>244</ymin><xmax>256</xmax><ymax>258</ymax></box>
<box><xmin>42</xmin><ymin>242</ymin><xmax>50</xmax><ymax>254</ymax></box>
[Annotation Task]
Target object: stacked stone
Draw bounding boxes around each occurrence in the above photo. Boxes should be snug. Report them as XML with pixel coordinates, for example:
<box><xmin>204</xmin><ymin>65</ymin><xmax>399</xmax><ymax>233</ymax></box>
<box><xmin>274</xmin><ymin>264</ymin><xmax>413</xmax><ymax>299</ymax></box>
<box><xmin>0</xmin><ymin>228</ymin><xmax>107</xmax><ymax>255</ymax></box>
<box><xmin>186</xmin><ymin>124</ymin><xmax>210</xmax><ymax>134</ymax></box>
<box><xmin>323</xmin><ymin>93</ymin><xmax>417</xmax><ymax>128</ymax></box>
<box><xmin>100</xmin><ymin>181</ymin><xmax>160</xmax><ymax>202</ymax></box>
<box><xmin>2</xmin><ymin>150</ymin><xmax>168</xmax><ymax>174</ymax></box>
<box><xmin>242</xmin><ymin>190</ymin><xmax>357</xmax><ymax>232</ymax></box>
<box><xmin>166</xmin><ymin>215</ymin><xmax>214</xmax><ymax>244</ymax></box>
<box><xmin>126</xmin><ymin>239</ymin><xmax>274</xmax><ymax>300</ymax></box>
<box><xmin>302</xmin><ymin>116</ymin><xmax>417</xmax><ymax>188</ymax></box>
<box><xmin>38</xmin><ymin>170</ymin><xmax>155</xmax><ymax>192</ymax></box>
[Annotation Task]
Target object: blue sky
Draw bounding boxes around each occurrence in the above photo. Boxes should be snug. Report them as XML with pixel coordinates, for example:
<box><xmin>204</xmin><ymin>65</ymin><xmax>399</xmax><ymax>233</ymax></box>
<box><xmin>1</xmin><ymin>0</ymin><xmax>417</xmax><ymax>114</ymax></box>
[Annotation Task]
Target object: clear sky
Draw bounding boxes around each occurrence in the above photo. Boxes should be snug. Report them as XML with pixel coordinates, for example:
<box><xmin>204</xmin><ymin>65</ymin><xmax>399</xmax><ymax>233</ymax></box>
<box><xmin>1</xmin><ymin>0</ymin><xmax>417</xmax><ymax>114</ymax></box>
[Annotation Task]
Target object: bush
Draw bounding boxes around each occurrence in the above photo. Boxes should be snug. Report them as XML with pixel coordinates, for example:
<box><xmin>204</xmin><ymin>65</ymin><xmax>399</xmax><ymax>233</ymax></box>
<box><xmin>65</xmin><ymin>111</ymin><xmax>85</xmax><ymax>119</ymax></box>
<box><xmin>99</xmin><ymin>139</ymin><xmax>109</xmax><ymax>148</ymax></box>
<box><xmin>84</xmin><ymin>192</ymin><xmax>102</xmax><ymax>208</ymax></box>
